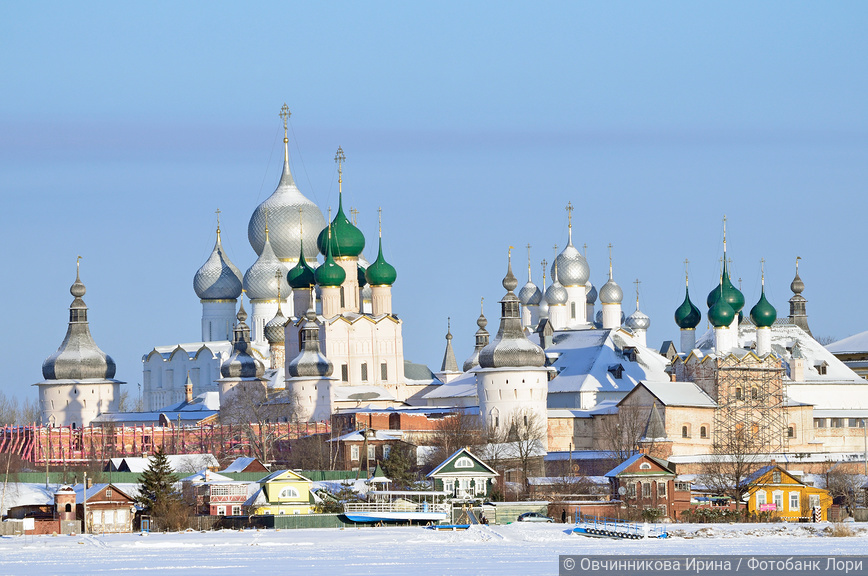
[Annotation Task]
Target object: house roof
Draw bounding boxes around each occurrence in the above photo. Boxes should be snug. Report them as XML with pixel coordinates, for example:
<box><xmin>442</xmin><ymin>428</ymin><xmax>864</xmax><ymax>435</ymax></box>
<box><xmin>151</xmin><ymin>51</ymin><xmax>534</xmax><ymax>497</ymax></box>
<box><xmin>258</xmin><ymin>469</ymin><xmax>312</xmax><ymax>484</ymax></box>
<box><xmin>626</xmin><ymin>381</ymin><xmax>717</xmax><ymax>408</ymax></box>
<box><xmin>826</xmin><ymin>331</ymin><xmax>868</xmax><ymax>354</ymax></box>
<box><xmin>108</xmin><ymin>454</ymin><xmax>219</xmax><ymax>473</ymax></box>
<box><xmin>427</xmin><ymin>447</ymin><xmax>498</xmax><ymax>478</ymax></box>
<box><xmin>328</xmin><ymin>429</ymin><xmax>404</xmax><ymax>443</ymax></box>
<box><xmin>740</xmin><ymin>465</ymin><xmax>802</xmax><ymax>487</ymax></box>
<box><xmin>604</xmin><ymin>454</ymin><xmax>675</xmax><ymax>478</ymax></box>
<box><xmin>72</xmin><ymin>483</ymin><xmax>135</xmax><ymax>504</ymax></box>
<box><xmin>220</xmin><ymin>457</ymin><xmax>265</xmax><ymax>474</ymax></box>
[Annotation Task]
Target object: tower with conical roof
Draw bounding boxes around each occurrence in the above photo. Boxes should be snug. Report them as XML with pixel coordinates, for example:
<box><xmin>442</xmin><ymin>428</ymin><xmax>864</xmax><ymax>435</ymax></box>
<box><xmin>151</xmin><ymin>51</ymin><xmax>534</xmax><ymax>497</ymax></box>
<box><xmin>248</xmin><ymin>104</ymin><xmax>326</xmax><ymax>265</ymax></box>
<box><xmin>788</xmin><ymin>257</ymin><xmax>811</xmax><ymax>336</ymax></box>
<box><xmin>551</xmin><ymin>202</ymin><xmax>591</xmax><ymax>328</ymax></box>
<box><xmin>366</xmin><ymin>208</ymin><xmax>397</xmax><ymax>316</ymax></box>
<box><xmin>244</xmin><ymin>213</ymin><xmax>292</xmax><ymax>345</ymax></box>
<box><xmin>599</xmin><ymin>245</ymin><xmax>623</xmax><ymax>330</ymax></box>
<box><xmin>265</xmin><ymin>271</ymin><xmax>288</xmax><ymax>374</ymax></box>
<box><xmin>287</xmin><ymin>207</ymin><xmax>317</xmax><ymax>318</ymax></box>
<box><xmin>518</xmin><ymin>244</ymin><xmax>542</xmax><ymax>330</ymax></box>
<box><xmin>674</xmin><ymin>260</ymin><xmax>701</xmax><ymax>352</ymax></box>
<box><xmin>625</xmin><ymin>279</ymin><xmax>651</xmax><ymax>346</ymax></box>
<box><xmin>194</xmin><ymin>210</ymin><xmax>243</xmax><ymax>342</ymax></box>
<box><xmin>315</xmin><ymin>218</ymin><xmax>347</xmax><ymax>319</ymax></box>
<box><xmin>436</xmin><ymin>319</ymin><xmax>461</xmax><ymax>383</ymax></box>
<box><xmin>316</xmin><ymin>147</ymin><xmax>365</xmax><ymax>315</ymax></box>
<box><xmin>475</xmin><ymin>248</ymin><xmax>549</xmax><ymax>448</ymax></box>
<box><xmin>706</xmin><ymin>218</ymin><xmax>743</xmax><ymax>354</ymax></box>
<box><xmin>463</xmin><ymin>299</ymin><xmax>490</xmax><ymax>371</ymax></box>
<box><xmin>37</xmin><ymin>258</ymin><xmax>124</xmax><ymax>428</ymax></box>
<box><xmin>750</xmin><ymin>260</ymin><xmax>777</xmax><ymax>356</ymax></box>
<box><xmin>217</xmin><ymin>296</ymin><xmax>266</xmax><ymax>402</ymax></box>
<box><xmin>286</xmin><ymin>289</ymin><xmax>336</xmax><ymax>422</ymax></box>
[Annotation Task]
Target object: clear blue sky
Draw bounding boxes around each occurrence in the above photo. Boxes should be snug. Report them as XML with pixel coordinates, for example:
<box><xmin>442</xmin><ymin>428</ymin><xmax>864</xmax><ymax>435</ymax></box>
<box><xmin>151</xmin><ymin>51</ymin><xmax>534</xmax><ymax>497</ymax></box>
<box><xmin>2</xmin><ymin>2</ymin><xmax>867</xmax><ymax>402</ymax></box>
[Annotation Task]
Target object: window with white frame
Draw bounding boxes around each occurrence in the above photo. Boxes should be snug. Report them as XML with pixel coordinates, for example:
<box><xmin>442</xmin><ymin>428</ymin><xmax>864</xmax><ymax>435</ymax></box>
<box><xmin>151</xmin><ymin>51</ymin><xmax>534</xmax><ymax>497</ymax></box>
<box><xmin>444</xmin><ymin>480</ymin><xmax>454</xmax><ymax>493</ymax></box>
<box><xmin>642</xmin><ymin>482</ymin><xmax>651</xmax><ymax>498</ymax></box>
<box><xmin>756</xmin><ymin>491</ymin><xmax>767</xmax><ymax>507</ymax></box>
<box><xmin>232</xmin><ymin>505</ymin><xmax>242</xmax><ymax>516</ymax></box>
<box><xmin>658</xmin><ymin>482</ymin><xmax>666</xmax><ymax>497</ymax></box>
<box><xmin>216</xmin><ymin>506</ymin><xmax>226</xmax><ymax>516</ymax></box>
<box><xmin>639</xmin><ymin>462</ymin><xmax>651</xmax><ymax>470</ymax></box>
<box><xmin>367</xmin><ymin>445</ymin><xmax>375</xmax><ymax>460</ymax></box>
<box><xmin>628</xmin><ymin>483</ymin><xmax>636</xmax><ymax>498</ymax></box>
<box><xmin>383</xmin><ymin>445</ymin><xmax>391</xmax><ymax>460</ymax></box>
<box><xmin>351</xmin><ymin>445</ymin><xmax>359</xmax><ymax>461</ymax></box>
<box><xmin>789</xmin><ymin>492</ymin><xmax>800</xmax><ymax>511</ymax></box>
<box><xmin>279</xmin><ymin>487</ymin><xmax>299</xmax><ymax>499</ymax></box>
<box><xmin>773</xmin><ymin>491</ymin><xmax>783</xmax><ymax>511</ymax></box>
<box><xmin>455</xmin><ymin>456</ymin><xmax>473</xmax><ymax>469</ymax></box>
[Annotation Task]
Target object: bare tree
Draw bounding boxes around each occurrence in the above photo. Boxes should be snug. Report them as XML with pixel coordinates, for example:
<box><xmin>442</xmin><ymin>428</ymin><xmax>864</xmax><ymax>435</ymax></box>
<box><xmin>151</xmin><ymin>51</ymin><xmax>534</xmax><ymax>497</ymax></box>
<box><xmin>820</xmin><ymin>461</ymin><xmax>862</xmax><ymax>512</ymax></box>
<box><xmin>421</xmin><ymin>411</ymin><xmax>484</xmax><ymax>471</ymax></box>
<box><xmin>219</xmin><ymin>382</ymin><xmax>301</xmax><ymax>464</ymax></box>
<box><xmin>504</xmin><ymin>407</ymin><xmax>547</xmax><ymax>487</ymax></box>
<box><xmin>699</xmin><ymin>424</ymin><xmax>765</xmax><ymax>507</ymax></box>
<box><xmin>597</xmin><ymin>405</ymin><xmax>651</xmax><ymax>462</ymax></box>
<box><xmin>118</xmin><ymin>389</ymin><xmax>144</xmax><ymax>413</ymax></box>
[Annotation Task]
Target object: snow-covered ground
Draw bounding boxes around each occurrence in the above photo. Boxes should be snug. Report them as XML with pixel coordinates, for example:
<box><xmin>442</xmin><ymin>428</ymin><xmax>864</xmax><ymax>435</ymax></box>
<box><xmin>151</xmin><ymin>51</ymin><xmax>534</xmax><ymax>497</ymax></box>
<box><xmin>2</xmin><ymin>522</ymin><xmax>868</xmax><ymax>576</ymax></box>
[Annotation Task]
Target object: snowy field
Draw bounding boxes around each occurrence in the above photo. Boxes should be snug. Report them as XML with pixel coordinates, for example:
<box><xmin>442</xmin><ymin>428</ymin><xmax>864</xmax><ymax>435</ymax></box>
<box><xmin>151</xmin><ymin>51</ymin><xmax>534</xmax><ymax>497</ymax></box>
<box><xmin>2</xmin><ymin>522</ymin><xmax>868</xmax><ymax>576</ymax></box>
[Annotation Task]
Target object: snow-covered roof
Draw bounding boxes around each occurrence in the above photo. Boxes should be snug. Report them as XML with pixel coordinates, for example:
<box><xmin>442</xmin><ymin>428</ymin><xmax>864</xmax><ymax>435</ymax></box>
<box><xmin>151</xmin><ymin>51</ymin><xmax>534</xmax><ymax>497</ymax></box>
<box><xmin>328</xmin><ymin>430</ymin><xmax>404</xmax><ymax>443</ymax></box>
<box><xmin>630</xmin><ymin>381</ymin><xmax>716</xmax><ymax>408</ymax></box>
<box><xmin>827</xmin><ymin>331</ymin><xmax>868</xmax><ymax>354</ymax></box>
<box><xmin>421</xmin><ymin>371</ymin><xmax>477</xmax><ymax>400</ymax></box>
<box><xmin>543</xmin><ymin>329</ymin><xmax>670</xmax><ymax>395</ymax></box>
<box><xmin>544</xmin><ymin>450</ymin><xmax>613</xmax><ymax>461</ymax></box>
<box><xmin>220</xmin><ymin>457</ymin><xmax>260</xmax><ymax>474</ymax></box>
<box><xmin>695</xmin><ymin>323</ymin><xmax>863</xmax><ymax>384</ymax></box>
<box><xmin>547</xmin><ymin>401</ymin><xmax>620</xmax><ymax>419</ymax></box>
<box><xmin>159</xmin><ymin>391</ymin><xmax>221</xmax><ymax>412</ymax></box>
<box><xmin>109</xmin><ymin>454</ymin><xmax>219</xmax><ymax>473</ymax></box>
<box><xmin>72</xmin><ymin>483</ymin><xmax>136</xmax><ymax>504</ymax></box>
<box><xmin>180</xmin><ymin>470</ymin><xmax>236</xmax><ymax>484</ymax></box>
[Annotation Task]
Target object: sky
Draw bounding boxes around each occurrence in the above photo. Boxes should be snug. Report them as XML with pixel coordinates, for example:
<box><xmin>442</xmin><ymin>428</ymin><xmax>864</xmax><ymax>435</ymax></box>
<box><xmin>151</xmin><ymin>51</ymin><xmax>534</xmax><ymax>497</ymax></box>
<box><xmin>1</xmin><ymin>2</ymin><xmax>867</xmax><ymax>402</ymax></box>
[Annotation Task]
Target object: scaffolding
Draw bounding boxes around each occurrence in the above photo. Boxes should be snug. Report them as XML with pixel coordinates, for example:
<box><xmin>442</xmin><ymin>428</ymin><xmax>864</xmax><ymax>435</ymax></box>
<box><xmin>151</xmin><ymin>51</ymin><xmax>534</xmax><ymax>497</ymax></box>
<box><xmin>712</xmin><ymin>354</ymin><xmax>788</xmax><ymax>456</ymax></box>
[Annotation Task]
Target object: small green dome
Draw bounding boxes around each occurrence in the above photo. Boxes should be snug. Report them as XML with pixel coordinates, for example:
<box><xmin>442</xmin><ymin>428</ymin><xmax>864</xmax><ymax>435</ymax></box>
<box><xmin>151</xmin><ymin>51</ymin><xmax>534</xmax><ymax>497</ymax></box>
<box><xmin>707</xmin><ymin>260</ymin><xmax>744</xmax><ymax>314</ymax></box>
<box><xmin>675</xmin><ymin>287</ymin><xmax>701</xmax><ymax>329</ymax></box>
<box><xmin>317</xmin><ymin>196</ymin><xmax>365</xmax><ymax>258</ymax></box>
<box><xmin>315</xmin><ymin>227</ymin><xmax>347</xmax><ymax>287</ymax></box>
<box><xmin>708</xmin><ymin>286</ymin><xmax>736</xmax><ymax>328</ymax></box>
<box><xmin>365</xmin><ymin>237</ymin><xmax>397</xmax><ymax>286</ymax></box>
<box><xmin>357</xmin><ymin>264</ymin><xmax>368</xmax><ymax>287</ymax></box>
<box><xmin>287</xmin><ymin>239</ymin><xmax>316</xmax><ymax>289</ymax></box>
<box><xmin>750</xmin><ymin>289</ymin><xmax>777</xmax><ymax>328</ymax></box>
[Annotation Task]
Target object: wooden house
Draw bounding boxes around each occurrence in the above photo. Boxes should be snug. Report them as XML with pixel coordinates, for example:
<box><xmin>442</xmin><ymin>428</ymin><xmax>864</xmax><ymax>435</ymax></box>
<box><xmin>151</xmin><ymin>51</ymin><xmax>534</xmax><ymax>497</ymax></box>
<box><xmin>245</xmin><ymin>470</ymin><xmax>314</xmax><ymax>515</ymax></box>
<box><xmin>74</xmin><ymin>483</ymin><xmax>136</xmax><ymax>533</ymax></box>
<box><xmin>605</xmin><ymin>453</ymin><xmax>692</xmax><ymax>521</ymax></box>
<box><xmin>427</xmin><ymin>448</ymin><xmax>498</xmax><ymax>500</ymax></box>
<box><xmin>742</xmin><ymin>463</ymin><xmax>832</xmax><ymax>521</ymax></box>
<box><xmin>181</xmin><ymin>470</ymin><xmax>253</xmax><ymax>516</ymax></box>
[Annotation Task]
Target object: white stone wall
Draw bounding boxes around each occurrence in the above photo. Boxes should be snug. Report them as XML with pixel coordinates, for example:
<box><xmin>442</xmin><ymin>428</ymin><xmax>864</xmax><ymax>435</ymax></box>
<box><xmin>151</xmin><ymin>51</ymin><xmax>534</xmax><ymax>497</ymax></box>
<box><xmin>476</xmin><ymin>367</ymin><xmax>550</xmax><ymax>450</ymax></box>
<box><xmin>201</xmin><ymin>300</ymin><xmax>237</xmax><ymax>342</ymax></box>
<box><xmin>37</xmin><ymin>380</ymin><xmax>121</xmax><ymax>428</ymax></box>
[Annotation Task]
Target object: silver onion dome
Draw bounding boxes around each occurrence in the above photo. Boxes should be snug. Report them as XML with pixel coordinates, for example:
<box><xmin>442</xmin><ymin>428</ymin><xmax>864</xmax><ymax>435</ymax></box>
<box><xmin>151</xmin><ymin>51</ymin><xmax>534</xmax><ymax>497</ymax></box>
<box><xmin>194</xmin><ymin>228</ymin><xmax>243</xmax><ymax>300</ymax></box>
<box><xmin>221</xmin><ymin>301</ymin><xmax>265</xmax><ymax>379</ymax></box>
<box><xmin>264</xmin><ymin>304</ymin><xmax>287</xmax><ymax>344</ymax></box>
<box><xmin>478</xmin><ymin>257</ymin><xmax>546</xmax><ymax>369</ymax></box>
<box><xmin>625</xmin><ymin>309</ymin><xmax>651</xmax><ymax>331</ymax></box>
<box><xmin>600</xmin><ymin>278</ymin><xmax>623</xmax><ymax>304</ymax></box>
<box><xmin>43</xmin><ymin>265</ymin><xmax>117</xmax><ymax>380</ymax></box>
<box><xmin>586</xmin><ymin>282</ymin><xmax>597</xmax><ymax>304</ymax></box>
<box><xmin>243</xmin><ymin>231</ymin><xmax>291</xmax><ymax>301</ymax></box>
<box><xmin>551</xmin><ymin>242</ymin><xmax>590</xmax><ymax>287</ymax></box>
<box><xmin>545</xmin><ymin>266</ymin><xmax>568</xmax><ymax>305</ymax></box>
<box><xmin>288</xmin><ymin>309</ymin><xmax>334</xmax><ymax>378</ymax></box>
<box><xmin>519</xmin><ymin>280</ymin><xmax>542</xmax><ymax>306</ymax></box>
<box><xmin>248</xmin><ymin>155</ymin><xmax>326</xmax><ymax>262</ymax></box>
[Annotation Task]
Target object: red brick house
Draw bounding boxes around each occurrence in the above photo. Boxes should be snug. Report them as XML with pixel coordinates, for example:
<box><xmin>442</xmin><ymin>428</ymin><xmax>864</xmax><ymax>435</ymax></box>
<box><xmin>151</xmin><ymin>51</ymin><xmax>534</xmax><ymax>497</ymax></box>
<box><xmin>604</xmin><ymin>454</ymin><xmax>691</xmax><ymax>521</ymax></box>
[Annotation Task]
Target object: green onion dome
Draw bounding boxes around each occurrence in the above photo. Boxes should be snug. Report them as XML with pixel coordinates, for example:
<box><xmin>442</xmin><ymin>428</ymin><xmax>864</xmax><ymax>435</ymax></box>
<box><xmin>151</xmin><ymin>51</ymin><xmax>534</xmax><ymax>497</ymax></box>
<box><xmin>750</xmin><ymin>288</ymin><xmax>777</xmax><ymax>328</ymax></box>
<box><xmin>706</xmin><ymin>261</ymin><xmax>745</xmax><ymax>314</ymax></box>
<box><xmin>287</xmin><ymin>239</ymin><xmax>316</xmax><ymax>289</ymax></box>
<box><xmin>317</xmin><ymin>196</ymin><xmax>365</xmax><ymax>258</ymax></box>
<box><xmin>708</xmin><ymin>286</ymin><xmax>736</xmax><ymax>328</ymax></box>
<box><xmin>314</xmin><ymin>228</ymin><xmax>346</xmax><ymax>287</ymax></box>
<box><xmin>365</xmin><ymin>237</ymin><xmax>397</xmax><ymax>286</ymax></box>
<box><xmin>675</xmin><ymin>286</ymin><xmax>701</xmax><ymax>329</ymax></box>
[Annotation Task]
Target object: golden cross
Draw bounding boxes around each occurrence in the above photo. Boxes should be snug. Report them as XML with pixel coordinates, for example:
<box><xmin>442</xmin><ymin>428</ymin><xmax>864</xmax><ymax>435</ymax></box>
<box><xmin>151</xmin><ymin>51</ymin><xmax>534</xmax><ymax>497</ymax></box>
<box><xmin>275</xmin><ymin>270</ymin><xmax>283</xmax><ymax>301</ymax></box>
<box><xmin>566</xmin><ymin>201</ymin><xmax>574</xmax><ymax>227</ymax></box>
<box><xmin>280</xmin><ymin>104</ymin><xmax>290</xmax><ymax>134</ymax></box>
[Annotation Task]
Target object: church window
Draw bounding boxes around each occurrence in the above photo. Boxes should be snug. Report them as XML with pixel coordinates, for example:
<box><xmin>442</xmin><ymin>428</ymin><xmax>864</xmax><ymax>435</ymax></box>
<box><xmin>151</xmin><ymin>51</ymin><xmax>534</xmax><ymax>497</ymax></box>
<box><xmin>814</xmin><ymin>418</ymin><xmax>826</xmax><ymax>428</ymax></box>
<box><xmin>681</xmin><ymin>425</ymin><xmax>690</xmax><ymax>438</ymax></box>
<box><xmin>514</xmin><ymin>389</ymin><xmax>518</xmax><ymax>400</ymax></box>
<box><xmin>455</xmin><ymin>457</ymin><xmax>473</xmax><ymax>469</ymax></box>
<box><xmin>65</xmin><ymin>503</ymin><xmax>71</xmax><ymax>513</ymax></box>
<box><xmin>361</xmin><ymin>363</ymin><xmax>368</xmax><ymax>382</ymax></box>
<box><xmin>381</xmin><ymin>362</ymin><xmax>388</xmax><ymax>380</ymax></box>
<box><xmin>735</xmin><ymin>388</ymin><xmax>742</xmax><ymax>400</ymax></box>
<box><xmin>751</xmin><ymin>388</ymin><xmax>758</xmax><ymax>400</ymax></box>
<box><xmin>340</xmin><ymin>287</ymin><xmax>345</xmax><ymax>308</ymax></box>
<box><xmin>523</xmin><ymin>414</ymin><xmax>528</xmax><ymax>426</ymax></box>
<box><xmin>341</xmin><ymin>365</ymin><xmax>349</xmax><ymax>382</ymax></box>
<box><xmin>788</xmin><ymin>426</ymin><xmax>796</xmax><ymax>438</ymax></box>
<box><xmin>700</xmin><ymin>426</ymin><xmax>708</xmax><ymax>439</ymax></box>
<box><xmin>831</xmin><ymin>418</ymin><xmax>844</xmax><ymax>428</ymax></box>
<box><xmin>571</xmin><ymin>302</ymin><xmax>576</xmax><ymax>319</ymax></box>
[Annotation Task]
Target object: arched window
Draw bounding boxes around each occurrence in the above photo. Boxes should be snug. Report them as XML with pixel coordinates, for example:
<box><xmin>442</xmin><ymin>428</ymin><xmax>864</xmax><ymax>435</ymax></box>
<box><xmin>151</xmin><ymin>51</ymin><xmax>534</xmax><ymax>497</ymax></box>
<box><xmin>639</xmin><ymin>462</ymin><xmax>651</xmax><ymax>470</ymax></box>
<box><xmin>455</xmin><ymin>457</ymin><xmax>473</xmax><ymax>469</ymax></box>
<box><xmin>65</xmin><ymin>503</ymin><xmax>72</xmax><ymax>513</ymax></box>
<box><xmin>788</xmin><ymin>425</ymin><xmax>796</xmax><ymax>438</ymax></box>
<box><xmin>700</xmin><ymin>426</ymin><xmax>708</xmax><ymax>439</ymax></box>
<box><xmin>279</xmin><ymin>487</ymin><xmax>299</xmax><ymax>499</ymax></box>
<box><xmin>682</xmin><ymin>425</ymin><xmax>689</xmax><ymax>438</ymax></box>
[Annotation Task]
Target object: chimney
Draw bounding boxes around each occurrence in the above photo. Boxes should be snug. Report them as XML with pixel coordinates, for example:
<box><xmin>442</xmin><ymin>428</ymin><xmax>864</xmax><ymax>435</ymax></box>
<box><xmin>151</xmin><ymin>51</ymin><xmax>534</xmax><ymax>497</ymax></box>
<box><xmin>86</xmin><ymin>477</ymin><xmax>93</xmax><ymax>489</ymax></box>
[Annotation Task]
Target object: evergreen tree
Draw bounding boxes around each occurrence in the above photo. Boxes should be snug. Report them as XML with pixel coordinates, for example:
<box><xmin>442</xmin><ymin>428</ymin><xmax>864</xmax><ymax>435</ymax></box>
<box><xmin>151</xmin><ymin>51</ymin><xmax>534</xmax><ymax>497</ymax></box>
<box><xmin>382</xmin><ymin>445</ymin><xmax>416</xmax><ymax>488</ymax></box>
<box><xmin>137</xmin><ymin>449</ymin><xmax>189</xmax><ymax>530</ymax></box>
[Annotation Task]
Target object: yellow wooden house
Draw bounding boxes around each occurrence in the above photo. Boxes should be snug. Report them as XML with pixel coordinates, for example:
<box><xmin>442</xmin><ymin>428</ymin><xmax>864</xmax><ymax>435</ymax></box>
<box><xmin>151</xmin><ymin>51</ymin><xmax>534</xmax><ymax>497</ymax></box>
<box><xmin>742</xmin><ymin>464</ymin><xmax>832</xmax><ymax>521</ymax></box>
<box><xmin>245</xmin><ymin>470</ymin><xmax>315</xmax><ymax>515</ymax></box>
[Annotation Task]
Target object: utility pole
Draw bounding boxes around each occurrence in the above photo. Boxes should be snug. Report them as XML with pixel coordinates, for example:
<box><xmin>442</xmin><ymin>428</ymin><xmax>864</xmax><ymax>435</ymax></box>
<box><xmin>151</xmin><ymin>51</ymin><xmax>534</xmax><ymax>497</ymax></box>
<box><xmin>83</xmin><ymin>471</ymin><xmax>88</xmax><ymax>535</ymax></box>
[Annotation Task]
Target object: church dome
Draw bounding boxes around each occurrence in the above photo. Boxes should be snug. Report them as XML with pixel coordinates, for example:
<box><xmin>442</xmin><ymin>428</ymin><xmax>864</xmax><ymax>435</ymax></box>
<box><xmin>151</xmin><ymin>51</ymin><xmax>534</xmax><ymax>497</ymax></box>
<box><xmin>221</xmin><ymin>301</ymin><xmax>265</xmax><ymax>379</ymax></box>
<box><xmin>750</xmin><ymin>289</ymin><xmax>777</xmax><ymax>328</ymax></box>
<box><xmin>315</xmin><ymin>228</ymin><xmax>346</xmax><ymax>287</ymax></box>
<box><xmin>264</xmin><ymin>304</ymin><xmax>287</xmax><ymax>344</ymax></box>
<box><xmin>708</xmin><ymin>287</ymin><xmax>736</xmax><ymax>328</ymax></box>
<box><xmin>519</xmin><ymin>281</ymin><xmax>542</xmax><ymax>306</ymax></box>
<box><xmin>791</xmin><ymin>270</ymin><xmax>805</xmax><ymax>294</ymax></box>
<box><xmin>551</xmin><ymin>242</ymin><xmax>590</xmax><ymax>287</ymax></box>
<box><xmin>194</xmin><ymin>226</ymin><xmax>243</xmax><ymax>300</ymax></box>
<box><xmin>599</xmin><ymin>278</ymin><xmax>623</xmax><ymax>304</ymax></box>
<box><xmin>248</xmin><ymin>154</ymin><xmax>326</xmax><ymax>262</ymax></box>
<box><xmin>586</xmin><ymin>282</ymin><xmax>597</xmax><ymax>304</ymax></box>
<box><xmin>545</xmin><ymin>269</ymin><xmax>568</xmax><ymax>305</ymax></box>
<box><xmin>286</xmin><ymin>238</ymin><xmax>316</xmax><ymax>290</ymax></box>
<box><xmin>366</xmin><ymin>237</ymin><xmax>397</xmax><ymax>286</ymax></box>
<box><xmin>288</xmin><ymin>309</ymin><xmax>334</xmax><ymax>378</ymax></box>
<box><xmin>625</xmin><ymin>309</ymin><xmax>650</xmax><ymax>331</ymax></box>
<box><xmin>674</xmin><ymin>287</ymin><xmax>701</xmax><ymax>329</ymax></box>
<box><xmin>706</xmin><ymin>261</ymin><xmax>744</xmax><ymax>314</ymax></box>
<box><xmin>243</xmin><ymin>229</ymin><xmax>290</xmax><ymax>301</ymax></box>
<box><xmin>42</xmin><ymin>264</ymin><xmax>117</xmax><ymax>381</ymax></box>
<box><xmin>317</xmin><ymin>197</ymin><xmax>365</xmax><ymax>258</ymax></box>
